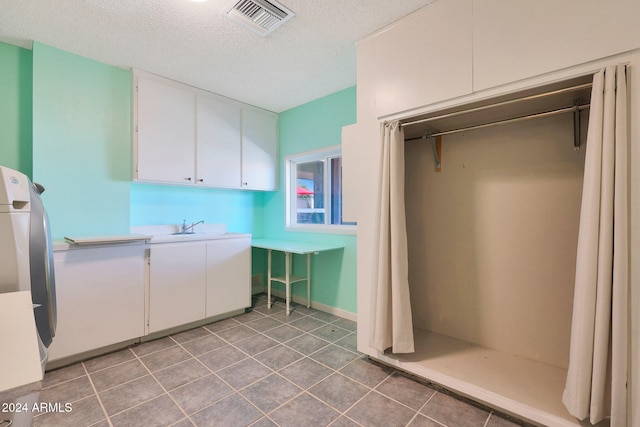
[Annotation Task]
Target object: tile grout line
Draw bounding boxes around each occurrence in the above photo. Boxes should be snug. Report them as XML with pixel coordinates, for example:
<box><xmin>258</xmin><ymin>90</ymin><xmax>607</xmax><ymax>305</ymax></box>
<box><xmin>39</xmin><ymin>299</ymin><xmax>357</xmax><ymax>426</ymax></box>
<box><xmin>81</xmin><ymin>360</ymin><xmax>114</xmax><ymax>427</ymax></box>
<box><xmin>409</xmin><ymin>388</ymin><xmax>447</xmax><ymax>427</ymax></box>
<box><xmin>126</xmin><ymin>339</ymin><xmax>199</xmax><ymax>426</ymax></box>
<box><xmin>484</xmin><ymin>411</ymin><xmax>496</xmax><ymax>427</ymax></box>
<box><xmin>201</xmin><ymin>306</ymin><xmax>360</xmax><ymax>426</ymax></box>
<box><xmin>147</xmin><ymin>331</ymin><xmax>403</xmax><ymax>423</ymax></box>
<box><xmin>332</xmin><ymin>364</ymin><xmax>396</xmax><ymax>414</ymax></box>
<box><xmin>247</xmin><ymin>298</ymin><xmax>361</xmax><ymax>426</ymax></box>
<box><xmin>167</xmin><ymin>329</ymin><xmax>282</xmax><ymax>425</ymax></box>
<box><xmin>32</xmin><ymin>375</ymin><xmax>96</xmax><ymax>420</ymax></box>
<box><xmin>40</xmin><ymin>297</ymin><xmax>523</xmax><ymax>427</ymax></box>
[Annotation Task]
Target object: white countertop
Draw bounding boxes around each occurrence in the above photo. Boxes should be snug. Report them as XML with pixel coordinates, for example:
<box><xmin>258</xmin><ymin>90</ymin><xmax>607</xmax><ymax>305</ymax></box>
<box><xmin>63</xmin><ymin>234</ymin><xmax>150</xmax><ymax>245</ymax></box>
<box><xmin>53</xmin><ymin>234</ymin><xmax>149</xmax><ymax>251</ymax></box>
<box><xmin>0</xmin><ymin>291</ymin><xmax>43</xmax><ymax>403</ymax></box>
<box><xmin>53</xmin><ymin>225</ymin><xmax>251</xmax><ymax>251</ymax></box>
<box><xmin>132</xmin><ymin>224</ymin><xmax>250</xmax><ymax>244</ymax></box>
<box><xmin>145</xmin><ymin>232</ymin><xmax>251</xmax><ymax>244</ymax></box>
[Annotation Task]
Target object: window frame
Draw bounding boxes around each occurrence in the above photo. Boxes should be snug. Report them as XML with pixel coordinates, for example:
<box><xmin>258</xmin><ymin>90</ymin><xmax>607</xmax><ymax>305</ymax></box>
<box><xmin>285</xmin><ymin>145</ymin><xmax>356</xmax><ymax>235</ymax></box>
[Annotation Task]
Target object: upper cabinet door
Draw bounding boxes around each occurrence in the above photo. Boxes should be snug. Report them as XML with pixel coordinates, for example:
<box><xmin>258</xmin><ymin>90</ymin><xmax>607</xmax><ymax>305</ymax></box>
<box><xmin>241</xmin><ymin>108</ymin><xmax>278</xmax><ymax>191</ymax></box>
<box><xmin>135</xmin><ymin>77</ymin><xmax>196</xmax><ymax>184</ymax></box>
<box><xmin>473</xmin><ymin>0</ymin><xmax>640</xmax><ymax>91</ymax></box>
<box><xmin>357</xmin><ymin>0</ymin><xmax>473</xmax><ymax>117</ymax></box>
<box><xmin>196</xmin><ymin>95</ymin><xmax>242</xmax><ymax>188</ymax></box>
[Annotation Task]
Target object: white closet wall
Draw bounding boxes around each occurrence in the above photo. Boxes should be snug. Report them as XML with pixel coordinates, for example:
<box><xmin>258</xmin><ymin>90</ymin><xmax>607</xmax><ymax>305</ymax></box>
<box><xmin>348</xmin><ymin>1</ymin><xmax>640</xmax><ymax>424</ymax></box>
<box><xmin>405</xmin><ymin>114</ymin><xmax>585</xmax><ymax>368</ymax></box>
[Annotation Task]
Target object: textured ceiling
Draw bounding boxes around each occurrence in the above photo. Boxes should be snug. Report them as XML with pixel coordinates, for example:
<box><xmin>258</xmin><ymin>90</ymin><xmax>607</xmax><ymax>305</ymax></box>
<box><xmin>0</xmin><ymin>0</ymin><xmax>436</xmax><ymax>112</ymax></box>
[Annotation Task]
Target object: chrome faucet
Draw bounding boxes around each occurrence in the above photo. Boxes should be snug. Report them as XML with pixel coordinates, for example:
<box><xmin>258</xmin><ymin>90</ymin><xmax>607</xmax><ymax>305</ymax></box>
<box><xmin>181</xmin><ymin>219</ymin><xmax>204</xmax><ymax>234</ymax></box>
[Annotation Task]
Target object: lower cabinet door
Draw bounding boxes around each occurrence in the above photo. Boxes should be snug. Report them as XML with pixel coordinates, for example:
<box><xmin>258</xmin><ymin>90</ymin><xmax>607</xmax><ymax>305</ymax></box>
<box><xmin>48</xmin><ymin>245</ymin><xmax>146</xmax><ymax>361</ymax></box>
<box><xmin>149</xmin><ymin>243</ymin><xmax>207</xmax><ymax>333</ymax></box>
<box><xmin>206</xmin><ymin>237</ymin><xmax>251</xmax><ymax>317</ymax></box>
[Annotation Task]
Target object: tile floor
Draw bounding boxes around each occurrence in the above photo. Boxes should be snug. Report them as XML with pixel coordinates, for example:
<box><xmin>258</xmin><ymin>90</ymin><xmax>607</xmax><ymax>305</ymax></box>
<box><xmin>33</xmin><ymin>294</ymin><xmax>528</xmax><ymax>427</ymax></box>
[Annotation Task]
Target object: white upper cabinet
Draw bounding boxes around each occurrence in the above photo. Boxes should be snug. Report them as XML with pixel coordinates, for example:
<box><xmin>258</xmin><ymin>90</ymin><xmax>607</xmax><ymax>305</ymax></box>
<box><xmin>196</xmin><ymin>94</ymin><xmax>242</xmax><ymax>188</ymax></box>
<box><xmin>241</xmin><ymin>107</ymin><xmax>278</xmax><ymax>191</ymax></box>
<box><xmin>135</xmin><ymin>76</ymin><xmax>196</xmax><ymax>184</ymax></box>
<box><xmin>134</xmin><ymin>71</ymin><xmax>278</xmax><ymax>190</ymax></box>
<box><xmin>473</xmin><ymin>0</ymin><xmax>640</xmax><ymax>91</ymax></box>
<box><xmin>357</xmin><ymin>0</ymin><xmax>473</xmax><ymax>117</ymax></box>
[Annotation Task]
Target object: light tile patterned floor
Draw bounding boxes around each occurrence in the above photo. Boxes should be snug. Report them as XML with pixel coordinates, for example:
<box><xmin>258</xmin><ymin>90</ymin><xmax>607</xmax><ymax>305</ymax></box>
<box><xmin>33</xmin><ymin>294</ymin><xmax>529</xmax><ymax>427</ymax></box>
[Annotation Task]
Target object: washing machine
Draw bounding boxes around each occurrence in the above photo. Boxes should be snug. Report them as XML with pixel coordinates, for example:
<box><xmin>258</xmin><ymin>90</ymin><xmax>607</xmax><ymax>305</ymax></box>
<box><xmin>0</xmin><ymin>165</ymin><xmax>57</xmax><ymax>427</ymax></box>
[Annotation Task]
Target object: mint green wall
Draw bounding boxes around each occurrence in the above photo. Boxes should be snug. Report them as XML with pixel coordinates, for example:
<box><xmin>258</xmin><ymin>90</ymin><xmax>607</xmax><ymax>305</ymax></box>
<box><xmin>130</xmin><ymin>183</ymin><xmax>266</xmax><ymax>278</ymax></box>
<box><xmin>26</xmin><ymin>40</ymin><xmax>353</xmax><ymax>313</ymax></box>
<box><xmin>261</xmin><ymin>87</ymin><xmax>357</xmax><ymax>313</ymax></box>
<box><xmin>30</xmin><ymin>42</ymin><xmax>264</xmax><ymax>240</ymax></box>
<box><xmin>0</xmin><ymin>42</ymin><xmax>32</xmax><ymax>177</ymax></box>
<box><xmin>130</xmin><ymin>183</ymin><xmax>264</xmax><ymax>235</ymax></box>
<box><xmin>32</xmin><ymin>43</ymin><xmax>131</xmax><ymax>239</ymax></box>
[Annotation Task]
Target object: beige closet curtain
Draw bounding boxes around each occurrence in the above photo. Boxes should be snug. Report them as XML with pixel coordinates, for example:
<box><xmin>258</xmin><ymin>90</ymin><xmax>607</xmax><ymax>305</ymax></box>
<box><xmin>563</xmin><ymin>65</ymin><xmax>628</xmax><ymax>426</ymax></box>
<box><xmin>369</xmin><ymin>121</ymin><xmax>414</xmax><ymax>354</ymax></box>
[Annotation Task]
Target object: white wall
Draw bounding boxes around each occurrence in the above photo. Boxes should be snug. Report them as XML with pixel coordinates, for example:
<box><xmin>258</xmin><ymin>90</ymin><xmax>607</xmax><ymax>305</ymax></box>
<box><xmin>405</xmin><ymin>113</ymin><xmax>585</xmax><ymax>368</ymax></box>
<box><xmin>351</xmin><ymin>0</ymin><xmax>640</xmax><ymax>422</ymax></box>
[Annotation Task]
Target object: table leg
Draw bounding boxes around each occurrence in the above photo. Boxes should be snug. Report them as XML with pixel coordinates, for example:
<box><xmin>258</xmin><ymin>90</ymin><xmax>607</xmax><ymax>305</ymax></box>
<box><xmin>285</xmin><ymin>251</ymin><xmax>291</xmax><ymax>315</ymax></box>
<box><xmin>306</xmin><ymin>253</ymin><xmax>311</xmax><ymax>309</ymax></box>
<box><xmin>267</xmin><ymin>249</ymin><xmax>272</xmax><ymax>309</ymax></box>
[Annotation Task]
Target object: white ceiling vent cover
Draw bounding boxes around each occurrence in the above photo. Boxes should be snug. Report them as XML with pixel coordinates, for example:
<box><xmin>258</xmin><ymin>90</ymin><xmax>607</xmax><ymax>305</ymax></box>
<box><xmin>224</xmin><ymin>0</ymin><xmax>294</xmax><ymax>36</ymax></box>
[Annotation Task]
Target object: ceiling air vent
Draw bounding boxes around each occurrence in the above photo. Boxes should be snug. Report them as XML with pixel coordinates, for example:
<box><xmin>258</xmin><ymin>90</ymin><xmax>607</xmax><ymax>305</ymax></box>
<box><xmin>224</xmin><ymin>0</ymin><xmax>294</xmax><ymax>36</ymax></box>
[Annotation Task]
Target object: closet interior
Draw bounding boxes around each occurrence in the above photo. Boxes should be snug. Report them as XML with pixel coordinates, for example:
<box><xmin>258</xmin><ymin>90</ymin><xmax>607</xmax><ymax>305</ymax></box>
<box><xmin>383</xmin><ymin>75</ymin><xmax>608</xmax><ymax>427</ymax></box>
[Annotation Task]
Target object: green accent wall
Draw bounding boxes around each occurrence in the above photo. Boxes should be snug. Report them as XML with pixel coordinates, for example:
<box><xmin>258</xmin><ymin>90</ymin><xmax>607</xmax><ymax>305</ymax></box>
<box><xmin>0</xmin><ymin>42</ymin><xmax>32</xmax><ymax>177</ymax></box>
<box><xmin>130</xmin><ymin>183</ymin><xmax>264</xmax><ymax>235</ymax></box>
<box><xmin>30</xmin><ymin>42</ymin><xmax>266</xmax><ymax>240</ymax></box>
<box><xmin>19</xmin><ymin>40</ymin><xmax>355</xmax><ymax>313</ymax></box>
<box><xmin>261</xmin><ymin>86</ymin><xmax>357</xmax><ymax>313</ymax></box>
<box><xmin>32</xmin><ymin>43</ymin><xmax>132</xmax><ymax>239</ymax></box>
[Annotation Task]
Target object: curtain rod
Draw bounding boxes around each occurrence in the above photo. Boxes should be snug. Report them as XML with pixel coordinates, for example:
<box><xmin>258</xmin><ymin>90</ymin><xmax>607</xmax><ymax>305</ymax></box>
<box><xmin>400</xmin><ymin>82</ymin><xmax>592</xmax><ymax>129</ymax></box>
<box><xmin>404</xmin><ymin>103</ymin><xmax>590</xmax><ymax>142</ymax></box>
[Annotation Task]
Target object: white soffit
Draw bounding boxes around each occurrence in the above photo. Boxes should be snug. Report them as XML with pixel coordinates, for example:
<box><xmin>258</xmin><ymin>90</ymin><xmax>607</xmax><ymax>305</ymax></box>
<box><xmin>0</xmin><ymin>0</ymin><xmax>436</xmax><ymax>112</ymax></box>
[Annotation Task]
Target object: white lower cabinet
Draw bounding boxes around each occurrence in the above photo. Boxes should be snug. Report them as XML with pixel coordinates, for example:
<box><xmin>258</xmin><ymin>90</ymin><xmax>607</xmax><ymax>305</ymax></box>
<box><xmin>148</xmin><ymin>236</ymin><xmax>251</xmax><ymax>334</ymax></box>
<box><xmin>148</xmin><ymin>243</ymin><xmax>207</xmax><ymax>334</ymax></box>
<box><xmin>205</xmin><ymin>237</ymin><xmax>251</xmax><ymax>317</ymax></box>
<box><xmin>47</xmin><ymin>236</ymin><xmax>251</xmax><ymax>363</ymax></box>
<box><xmin>48</xmin><ymin>244</ymin><xmax>146</xmax><ymax>362</ymax></box>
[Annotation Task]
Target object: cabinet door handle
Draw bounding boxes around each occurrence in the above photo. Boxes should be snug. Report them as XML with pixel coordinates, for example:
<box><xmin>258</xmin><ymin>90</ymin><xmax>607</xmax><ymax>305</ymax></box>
<box><xmin>185</xmin><ymin>177</ymin><xmax>192</xmax><ymax>181</ymax></box>
<box><xmin>198</xmin><ymin>178</ymin><xmax>204</xmax><ymax>182</ymax></box>
<box><xmin>242</xmin><ymin>182</ymin><xmax>248</xmax><ymax>186</ymax></box>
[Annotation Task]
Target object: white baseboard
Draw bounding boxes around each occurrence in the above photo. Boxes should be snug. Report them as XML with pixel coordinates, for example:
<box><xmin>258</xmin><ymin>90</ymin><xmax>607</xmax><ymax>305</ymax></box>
<box><xmin>268</xmin><ymin>289</ymin><xmax>356</xmax><ymax>322</ymax></box>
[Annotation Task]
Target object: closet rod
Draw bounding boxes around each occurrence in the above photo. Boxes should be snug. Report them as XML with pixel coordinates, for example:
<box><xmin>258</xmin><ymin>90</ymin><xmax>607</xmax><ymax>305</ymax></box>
<box><xmin>400</xmin><ymin>82</ymin><xmax>592</xmax><ymax>129</ymax></box>
<box><xmin>404</xmin><ymin>103</ymin><xmax>590</xmax><ymax>141</ymax></box>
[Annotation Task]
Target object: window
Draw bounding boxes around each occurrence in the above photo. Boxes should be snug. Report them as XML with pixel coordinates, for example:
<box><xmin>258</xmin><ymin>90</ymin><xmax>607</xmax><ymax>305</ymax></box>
<box><xmin>285</xmin><ymin>146</ymin><xmax>356</xmax><ymax>233</ymax></box>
